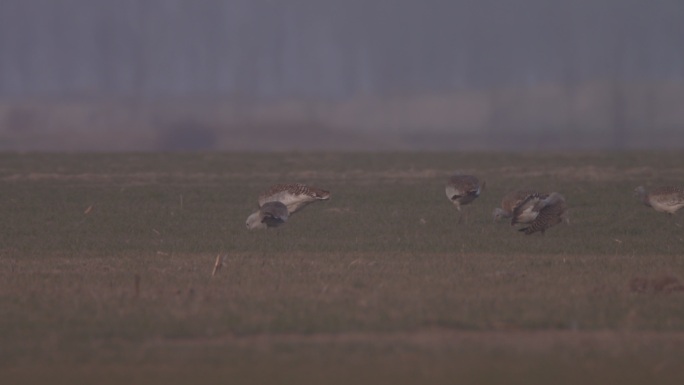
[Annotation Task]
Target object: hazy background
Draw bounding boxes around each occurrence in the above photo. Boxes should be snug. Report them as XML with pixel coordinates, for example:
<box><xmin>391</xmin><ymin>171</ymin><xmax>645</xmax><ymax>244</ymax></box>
<box><xmin>1</xmin><ymin>0</ymin><xmax>683</xmax><ymax>151</ymax></box>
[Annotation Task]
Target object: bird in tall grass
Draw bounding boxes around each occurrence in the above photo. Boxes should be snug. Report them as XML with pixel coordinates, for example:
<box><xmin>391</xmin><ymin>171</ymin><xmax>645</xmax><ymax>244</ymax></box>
<box><xmin>517</xmin><ymin>192</ymin><xmax>568</xmax><ymax>235</ymax></box>
<box><xmin>445</xmin><ymin>173</ymin><xmax>484</xmax><ymax>223</ymax></box>
<box><xmin>634</xmin><ymin>186</ymin><xmax>684</xmax><ymax>215</ymax></box>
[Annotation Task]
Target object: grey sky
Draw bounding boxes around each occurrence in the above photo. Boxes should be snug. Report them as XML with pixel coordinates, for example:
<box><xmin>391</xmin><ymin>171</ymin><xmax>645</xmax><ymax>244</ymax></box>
<box><xmin>1</xmin><ymin>0</ymin><xmax>682</xmax><ymax>99</ymax></box>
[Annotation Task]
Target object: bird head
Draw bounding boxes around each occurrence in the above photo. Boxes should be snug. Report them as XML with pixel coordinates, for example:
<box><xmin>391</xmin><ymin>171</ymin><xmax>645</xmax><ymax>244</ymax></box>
<box><xmin>492</xmin><ymin>208</ymin><xmax>508</xmax><ymax>222</ymax></box>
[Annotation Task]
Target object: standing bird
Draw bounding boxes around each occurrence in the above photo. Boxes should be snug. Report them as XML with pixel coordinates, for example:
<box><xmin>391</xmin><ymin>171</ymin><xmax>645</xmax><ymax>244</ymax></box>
<box><xmin>245</xmin><ymin>201</ymin><xmax>289</xmax><ymax>230</ymax></box>
<box><xmin>445</xmin><ymin>174</ymin><xmax>484</xmax><ymax>223</ymax></box>
<box><xmin>518</xmin><ymin>192</ymin><xmax>568</xmax><ymax>235</ymax></box>
<box><xmin>493</xmin><ymin>189</ymin><xmax>545</xmax><ymax>222</ymax></box>
<box><xmin>258</xmin><ymin>183</ymin><xmax>331</xmax><ymax>214</ymax></box>
<box><xmin>634</xmin><ymin>186</ymin><xmax>684</xmax><ymax>215</ymax></box>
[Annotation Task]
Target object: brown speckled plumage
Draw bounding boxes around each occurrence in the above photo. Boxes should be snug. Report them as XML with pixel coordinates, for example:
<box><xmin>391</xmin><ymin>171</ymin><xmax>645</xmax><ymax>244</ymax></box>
<box><xmin>445</xmin><ymin>174</ymin><xmax>484</xmax><ymax>211</ymax></box>
<box><xmin>635</xmin><ymin>186</ymin><xmax>684</xmax><ymax>215</ymax></box>
<box><xmin>510</xmin><ymin>192</ymin><xmax>550</xmax><ymax>226</ymax></box>
<box><xmin>518</xmin><ymin>192</ymin><xmax>568</xmax><ymax>235</ymax></box>
<box><xmin>493</xmin><ymin>190</ymin><xmax>545</xmax><ymax>221</ymax></box>
<box><xmin>258</xmin><ymin>183</ymin><xmax>331</xmax><ymax>214</ymax></box>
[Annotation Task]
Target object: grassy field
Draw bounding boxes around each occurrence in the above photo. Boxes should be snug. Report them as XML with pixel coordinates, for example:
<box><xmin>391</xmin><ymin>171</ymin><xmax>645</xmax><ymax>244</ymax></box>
<box><xmin>1</xmin><ymin>151</ymin><xmax>684</xmax><ymax>384</ymax></box>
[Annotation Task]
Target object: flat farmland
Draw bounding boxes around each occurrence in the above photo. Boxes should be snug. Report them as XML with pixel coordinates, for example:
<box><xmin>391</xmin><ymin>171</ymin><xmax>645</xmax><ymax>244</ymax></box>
<box><xmin>1</xmin><ymin>152</ymin><xmax>684</xmax><ymax>384</ymax></box>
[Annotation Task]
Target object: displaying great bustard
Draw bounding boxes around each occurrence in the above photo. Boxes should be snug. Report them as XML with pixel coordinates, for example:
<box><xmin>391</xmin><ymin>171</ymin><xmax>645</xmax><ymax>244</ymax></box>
<box><xmin>518</xmin><ymin>192</ymin><xmax>568</xmax><ymax>235</ymax></box>
<box><xmin>258</xmin><ymin>183</ymin><xmax>331</xmax><ymax>214</ymax></box>
<box><xmin>246</xmin><ymin>183</ymin><xmax>331</xmax><ymax>230</ymax></box>
<box><xmin>634</xmin><ymin>186</ymin><xmax>684</xmax><ymax>215</ymax></box>
<box><xmin>445</xmin><ymin>174</ymin><xmax>484</xmax><ymax>223</ymax></box>
<box><xmin>510</xmin><ymin>191</ymin><xmax>551</xmax><ymax>226</ymax></box>
<box><xmin>245</xmin><ymin>201</ymin><xmax>289</xmax><ymax>230</ymax></box>
<box><xmin>493</xmin><ymin>190</ymin><xmax>547</xmax><ymax>222</ymax></box>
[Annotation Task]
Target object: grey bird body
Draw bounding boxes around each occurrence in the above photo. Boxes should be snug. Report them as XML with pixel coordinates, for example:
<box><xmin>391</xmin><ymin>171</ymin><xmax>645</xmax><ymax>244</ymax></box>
<box><xmin>246</xmin><ymin>201</ymin><xmax>289</xmax><ymax>230</ymax></box>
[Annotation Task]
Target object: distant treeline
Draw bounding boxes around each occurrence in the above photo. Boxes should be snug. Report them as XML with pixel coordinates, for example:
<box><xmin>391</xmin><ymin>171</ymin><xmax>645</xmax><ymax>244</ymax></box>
<box><xmin>2</xmin><ymin>81</ymin><xmax>683</xmax><ymax>151</ymax></box>
<box><xmin>1</xmin><ymin>0</ymin><xmax>683</xmax><ymax>99</ymax></box>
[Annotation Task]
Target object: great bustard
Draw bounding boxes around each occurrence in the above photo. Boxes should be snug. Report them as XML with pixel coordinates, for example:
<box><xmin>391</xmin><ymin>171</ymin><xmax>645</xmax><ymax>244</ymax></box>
<box><xmin>493</xmin><ymin>190</ymin><xmax>546</xmax><ymax>222</ymax></box>
<box><xmin>634</xmin><ymin>186</ymin><xmax>684</xmax><ymax>215</ymax></box>
<box><xmin>445</xmin><ymin>174</ymin><xmax>484</xmax><ymax>223</ymax></box>
<box><xmin>510</xmin><ymin>191</ymin><xmax>551</xmax><ymax>226</ymax></box>
<box><xmin>246</xmin><ymin>183</ymin><xmax>331</xmax><ymax>230</ymax></box>
<box><xmin>518</xmin><ymin>192</ymin><xmax>568</xmax><ymax>235</ymax></box>
<box><xmin>258</xmin><ymin>183</ymin><xmax>331</xmax><ymax>214</ymax></box>
<box><xmin>245</xmin><ymin>201</ymin><xmax>289</xmax><ymax>229</ymax></box>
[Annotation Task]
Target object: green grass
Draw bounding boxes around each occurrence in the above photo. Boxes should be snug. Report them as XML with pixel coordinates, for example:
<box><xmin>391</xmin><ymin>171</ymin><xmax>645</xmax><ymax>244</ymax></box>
<box><xmin>1</xmin><ymin>151</ymin><xmax>684</xmax><ymax>384</ymax></box>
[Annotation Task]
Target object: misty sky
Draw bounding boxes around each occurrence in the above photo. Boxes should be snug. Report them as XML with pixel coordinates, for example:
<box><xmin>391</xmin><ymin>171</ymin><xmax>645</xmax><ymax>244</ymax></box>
<box><xmin>1</xmin><ymin>0</ymin><xmax>683</xmax><ymax>99</ymax></box>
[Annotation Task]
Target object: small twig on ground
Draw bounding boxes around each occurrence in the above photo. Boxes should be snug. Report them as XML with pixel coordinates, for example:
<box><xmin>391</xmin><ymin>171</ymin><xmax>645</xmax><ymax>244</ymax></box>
<box><xmin>211</xmin><ymin>254</ymin><xmax>226</xmax><ymax>278</ymax></box>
